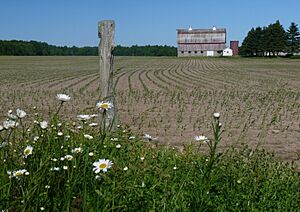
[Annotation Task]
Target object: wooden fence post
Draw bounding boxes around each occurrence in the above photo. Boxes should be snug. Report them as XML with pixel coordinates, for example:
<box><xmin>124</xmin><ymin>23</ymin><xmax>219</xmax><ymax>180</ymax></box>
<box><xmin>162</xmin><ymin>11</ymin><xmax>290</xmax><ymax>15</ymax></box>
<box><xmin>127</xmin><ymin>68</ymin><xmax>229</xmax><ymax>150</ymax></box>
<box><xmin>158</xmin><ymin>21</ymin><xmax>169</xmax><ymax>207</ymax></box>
<box><xmin>98</xmin><ymin>20</ymin><xmax>116</xmax><ymax>130</ymax></box>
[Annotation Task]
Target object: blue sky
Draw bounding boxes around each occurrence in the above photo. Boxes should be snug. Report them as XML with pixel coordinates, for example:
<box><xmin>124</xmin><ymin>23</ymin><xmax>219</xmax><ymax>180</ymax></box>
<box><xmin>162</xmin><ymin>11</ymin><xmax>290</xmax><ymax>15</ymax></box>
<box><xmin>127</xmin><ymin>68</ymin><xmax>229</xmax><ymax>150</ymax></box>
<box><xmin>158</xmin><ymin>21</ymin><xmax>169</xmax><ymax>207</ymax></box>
<box><xmin>0</xmin><ymin>0</ymin><xmax>299</xmax><ymax>47</ymax></box>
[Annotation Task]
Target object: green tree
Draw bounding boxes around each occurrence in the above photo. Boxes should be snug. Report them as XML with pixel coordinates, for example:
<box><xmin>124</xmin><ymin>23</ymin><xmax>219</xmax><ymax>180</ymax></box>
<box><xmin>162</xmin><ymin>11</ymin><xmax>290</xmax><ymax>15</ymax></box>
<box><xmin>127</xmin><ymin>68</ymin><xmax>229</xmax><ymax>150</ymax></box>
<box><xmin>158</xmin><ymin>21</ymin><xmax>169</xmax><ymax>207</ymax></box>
<box><xmin>286</xmin><ymin>22</ymin><xmax>300</xmax><ymax>55</ymax></box>
<box><xmin>264</xmin><ymin>21</ymin><xmax>287</xmax><ymax>56</ymax></box>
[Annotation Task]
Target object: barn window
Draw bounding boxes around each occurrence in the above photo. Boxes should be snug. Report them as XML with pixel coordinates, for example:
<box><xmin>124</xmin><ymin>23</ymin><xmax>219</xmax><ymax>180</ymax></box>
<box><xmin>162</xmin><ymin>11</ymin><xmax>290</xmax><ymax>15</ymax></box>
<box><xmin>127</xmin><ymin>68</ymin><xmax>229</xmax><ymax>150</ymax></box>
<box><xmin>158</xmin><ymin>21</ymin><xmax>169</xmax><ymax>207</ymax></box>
<box><xmin>188</xmin><ymin>51</ymin><xmax>191</xmax><ymax>54</ymax></box>
<box><xmin>181</xmin><ymin>51</ymin><xmax>184</xmax><ymax>54</ymax></box>
<box><xmin>194</xmin><ymin>51</ymin><xmax>197</xmax><ymax>54</ymax></box>
<box><xmin>201</xmin><ymin>51</ymin><xmax>203</xmax><ymax>53</ymax></box>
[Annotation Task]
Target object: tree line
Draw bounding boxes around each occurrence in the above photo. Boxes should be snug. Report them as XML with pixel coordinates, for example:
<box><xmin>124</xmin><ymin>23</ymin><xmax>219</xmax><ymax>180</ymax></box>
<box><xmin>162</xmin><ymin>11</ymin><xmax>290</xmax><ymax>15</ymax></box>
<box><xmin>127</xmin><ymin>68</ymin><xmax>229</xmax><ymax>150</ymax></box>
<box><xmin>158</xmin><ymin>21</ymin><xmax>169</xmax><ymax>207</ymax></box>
<box><xmin>240</xmin><ymin>21</ymin><xmax>300</xmax><ymax>56</ymax></box>
<box><xmin>0</xmin><ymin>40</ymin><xmax>177</xmax><ymax>56</ymax></box>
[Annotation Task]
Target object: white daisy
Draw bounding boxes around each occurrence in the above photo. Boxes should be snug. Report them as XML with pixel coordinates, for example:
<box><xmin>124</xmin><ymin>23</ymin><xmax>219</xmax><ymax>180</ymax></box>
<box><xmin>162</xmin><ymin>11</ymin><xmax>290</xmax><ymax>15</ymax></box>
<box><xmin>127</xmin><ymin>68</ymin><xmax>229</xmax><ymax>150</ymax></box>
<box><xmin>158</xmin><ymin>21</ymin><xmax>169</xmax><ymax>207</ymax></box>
<box><xmin>64</xmin><ymin>155</ymin><xmax>73</xmax><ymax>161</ymax></box>
<box><xmin>50</xmin><ymin>167</ymin><xmax>60</xmax><ymax>171</ymax></box>
<box><xmin>13</xmin><ymin>169</ymin><xmax>27</xmax><ymax>178</ymax></box>
<box><xmin>213</xmin><ymin>112</ymin><xmax>220</xmax><ymax>118</ymax></box>
<box><xmin>84</xmin><ymin>134</ymin><xmax>93</xmax><ymax>140</ymax></box>
<box><xmin>56</xmin><ymin>94</ymin><xmax>71</xmax><ymax>102</ymax></box>
<box><xmin>40</xmin><ymin>121</ymin><xmax>48</xmax><ymax>129</ymax></box>
<box><xmin>89</xmin><ymin>123</ymin><xmax>98</xmax><ymax>127</ymax></box>
<box><xmin>93</xmin><ymin>159</ymin><xmax>113</xmax><ymax>173</ymax></box>
<box><xmin>142</xmin><ymin>134</ymin><xmax>158</xmax><ymax>141</ymax></box>
<box><xmin>194</xmin><ymin>135</ymin><xmax>208</xmax><ymax>142</ymax></box>
<box><xmin>77</xmin><ymin>115</ymin><xmax>92</xmax><ymax>121</ymax></box>
<box><xmin>3</xmin><ymin>120</ymin><xmax>18</xmax><ymax>129</ymax></box>
<box><xmin>16</xmin><ymin>109</ymin><xmax>26</xmax><ymax>118</ymax></box>
<box><xmin>116</xmin><ymin>144</ymin><xmax>121</xmax><ymax>149</ymax></box>
<box><xmin>72</xmin><ymin>147</ymin><xmax>82</xmax><ymax>154</ymax></box>
<box><xmin>96</xmin><ymin>101</ymin><xmax>113</xmax><ymax>111</ymax></box>
<box><xmin>24</xmin><ymin>146</ymin><xmax>33</xmax><ymax>158</ymax></box>
<box><xmin>123</xmin><ymin>166</ymin><xmax>128</xmax><ymax>171</ymax></box>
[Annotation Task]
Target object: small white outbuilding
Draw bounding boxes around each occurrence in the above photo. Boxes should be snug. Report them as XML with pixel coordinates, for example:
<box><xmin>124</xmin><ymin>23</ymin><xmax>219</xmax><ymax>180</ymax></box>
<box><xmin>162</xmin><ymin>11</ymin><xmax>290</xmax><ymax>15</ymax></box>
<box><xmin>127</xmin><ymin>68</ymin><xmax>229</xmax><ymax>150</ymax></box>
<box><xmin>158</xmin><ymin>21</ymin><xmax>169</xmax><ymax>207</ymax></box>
<box><xmin>222</xmin><ymin>48</ymin><xmax>233</xmax><ymax>56</ymax></box>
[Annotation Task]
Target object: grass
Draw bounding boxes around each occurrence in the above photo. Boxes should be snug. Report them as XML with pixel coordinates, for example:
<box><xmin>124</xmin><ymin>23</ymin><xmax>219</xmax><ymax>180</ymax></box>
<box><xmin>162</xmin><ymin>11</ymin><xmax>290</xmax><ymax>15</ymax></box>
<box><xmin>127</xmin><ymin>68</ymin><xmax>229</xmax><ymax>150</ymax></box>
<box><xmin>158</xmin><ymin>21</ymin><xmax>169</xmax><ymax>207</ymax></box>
<box><xmin>1</xmin><ymin>97</ymin><xmax>299</xmax><ymax>211</ymax></box>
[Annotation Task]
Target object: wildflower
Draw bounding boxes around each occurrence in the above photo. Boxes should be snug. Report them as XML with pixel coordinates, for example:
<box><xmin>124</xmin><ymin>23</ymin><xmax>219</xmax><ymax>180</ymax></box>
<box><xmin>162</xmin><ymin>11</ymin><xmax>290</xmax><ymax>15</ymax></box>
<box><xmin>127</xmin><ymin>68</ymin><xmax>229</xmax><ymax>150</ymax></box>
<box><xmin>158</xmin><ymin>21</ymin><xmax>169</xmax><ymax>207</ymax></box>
<box><xmin>24</xmin><ymin>146</ymin><xmax>33</xmax><ymax>158</ymax></box>
<box><xmin>3</xmin><ymin>120</ymin><xmax>18</xmax><ymax>129</ymax></box>
<box><xmin>60</xmin><ymin>157</ymin><xmax>65</xmax><ymax>161</ymax></box>
<box><xmin>63</xmin><ymin>166</ymin><xmax>68</xmax><ymax>170</ymax></box>
<box><xmin>57</xmin><ymin>123</ymin><xmax>62</xmax><ymax>127</ymax></box>
<box><xmin>7</xmin><ymin>112</ymin><xmax>17</xmax><ymax>119</ymax></box>
<box><xmin>110</xmin><ymin>137</ymin><xmax>118</xmax><ymax>141</ymax></box>
<box><xmin>13</xmin><ymin>169</ymin><xmax>27</xmax><ymax>178</ymax></box>
<box><xmin>140</xmin><ymin>157</ymin><xmax>145</xmax><ymax>161</ymax></box>
<box><xmin>7</xmin><ymin>171</ymin><xmax>13</xmax><ymax>178</ymax></box>
<box><xmin>141</xmin><ymin>181</ymin><xmax>145</xmax><ymax>187</ymax></box>
<box><xmin>129</xmin><ymin>136</ymin><xmax>135</xmax><ymax>140</ymax></box>
<box><xmin>173</xmin><ymin>166</ymin><xmax>177</xmax><ymax>170</ymax></box>
<box><xmin>40</xmin><ymin>207</ymin><xmax>45</xmax><ymax>211</ymax></box>
<box><xmin>123</xmin><ymin>166</ymin><xmax>128</xmax><ymax>171</ymax></box>
<box><xmin>95</xmin><ymin>175</ymin><xmax>101</xmax><ymax>180</ymax></box>
<box><xmin>77</xmin><ymin>126</ymin><xmax>82</xmax><ymax>129</ymax></box>
<box><xmin>89</xmin><ymin>152</ymin><xmax>94</xmax><ymax>156</ymax></box>
<box><xmin>56</xmin><ymin>94</ymin><xmax>71</xmax><ymax>102</ymax></box>
<box><xmin>89</xmin><ymin>123</ymin><xmax>98</xmax><ymax>127</ymax></box>
<box><xmin>96</xmin><ymin>101</ymin><xmax>113</xmax><ymax>111</ymax></box>
<box><xmin>90</xmin><ymin>114</ymin><xmax>98</xmax><ymax>118</ymax></box>
<box><xmin>50</xmin><ymin>167</ymin><xmax>60</xmax><ymax>171</ymax></box>
<box><xmin>51</xmin><ymin>158</ymin><xmax>58</xmax><ymax>162</ymax></box>
<box><xmin>213</xmin><ymin>112</ymin><xmax>220</xmax><ymax>118</ymax></box>
<box><xmin>25</xmin><ymin>171</ymin><xmax>30</xmax><ymax>176</ymax></box>
<box><xmin>84</xmin><ymin>134</ymin><xmax>93</xmax><ymax>140</ymax></box>
<box><xmin>93</xmin><ymin>159</ymin><xmax>113</xmax><ymax>173</ymax></box>
<box><xmin>194</xmin><ymin>135</ymin><xmax>209</xmax><ymax>143</ymax></box>
<box><xmin>116</xmin><ymin>144</ymin><xmax>121</xmax><ymax>149</ymax></box>
<box><xmin>65</xmin><ymin>135</ymin><xmax>71</xmax><ymax>139</ymax></box>
<box><xmin>77</xmin><ymin>114</ymin><xmax>92</xmax><ymax>121</ymax></box>
<box><xmin>142</xmin><ymin>134</ymin><xmax>158</xmax><ymax>141</ymax></box>
<box><xmin>16</xmin><ymin>109</ymin><xmax>26</xmax><ymax>118</ymax></box>
<box><xmin>0</xmin><ymin>125</ymin><xmax>3</xmax><ymax>131</ymax></box>
<box><xmin>72</xmin><ymin>147</ymin><xmax>82</xmax><ymax>154</ymax></box>
<box><xmin>33</xmin><ymin>106</ymin><xmax>37</xmax><ymax>110</ymax></box>
<box><xmin>57</xmin><ymin>132</ymin><xmax>63</xmax><ymax>136</ymax></box>
<box><xmin>64</xmin><ymin>155</ymin><xmax>73</xmax><ymax>161</ymax></box>
<box><xmin>40</xmin><ymin>121</ymin><xmax>48</xmax><ymax>129</ymax></box>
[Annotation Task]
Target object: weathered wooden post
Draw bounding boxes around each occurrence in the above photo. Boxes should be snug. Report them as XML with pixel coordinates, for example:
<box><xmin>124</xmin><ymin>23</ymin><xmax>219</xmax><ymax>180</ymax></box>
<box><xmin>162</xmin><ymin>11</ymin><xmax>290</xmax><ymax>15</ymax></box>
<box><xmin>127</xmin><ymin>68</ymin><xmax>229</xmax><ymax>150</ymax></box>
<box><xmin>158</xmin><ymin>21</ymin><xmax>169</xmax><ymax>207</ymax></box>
<box><xmin>98</xmin><ymin>20</ymin><xmax>116</xmax><ymax>130</ymax></box>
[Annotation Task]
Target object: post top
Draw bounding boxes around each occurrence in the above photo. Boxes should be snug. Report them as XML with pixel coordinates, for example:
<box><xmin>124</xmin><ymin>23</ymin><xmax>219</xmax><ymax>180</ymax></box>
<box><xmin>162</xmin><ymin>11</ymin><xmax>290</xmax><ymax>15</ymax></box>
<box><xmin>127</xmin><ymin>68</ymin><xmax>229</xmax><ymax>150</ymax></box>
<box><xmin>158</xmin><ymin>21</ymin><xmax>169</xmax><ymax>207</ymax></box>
<box><xmin>98</xmin><ymin>20</ymin><xmax>115</xmax><ymax>38</ymax></box>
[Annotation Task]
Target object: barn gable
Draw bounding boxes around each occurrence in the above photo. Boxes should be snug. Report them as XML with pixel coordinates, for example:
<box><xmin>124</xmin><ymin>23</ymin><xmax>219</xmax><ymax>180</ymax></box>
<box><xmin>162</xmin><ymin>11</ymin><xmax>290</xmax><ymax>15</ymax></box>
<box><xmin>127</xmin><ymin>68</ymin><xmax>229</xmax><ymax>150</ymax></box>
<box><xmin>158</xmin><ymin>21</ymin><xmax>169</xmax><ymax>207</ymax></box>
<box><xmin>177</xmin><ymin>27</ymin><xmax>227</xmax><ymax>57</ymax></box>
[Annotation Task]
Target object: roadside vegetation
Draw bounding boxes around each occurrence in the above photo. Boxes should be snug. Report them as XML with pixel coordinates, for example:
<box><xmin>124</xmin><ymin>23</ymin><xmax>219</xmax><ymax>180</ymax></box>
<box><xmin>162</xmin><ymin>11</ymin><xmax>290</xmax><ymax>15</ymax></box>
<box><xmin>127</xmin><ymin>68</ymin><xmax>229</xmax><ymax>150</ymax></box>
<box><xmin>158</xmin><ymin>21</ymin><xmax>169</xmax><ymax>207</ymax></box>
<box><xmin>1</xmin><ymin>94</ymin><xmax>299</xmax><ymax>211</ymax></box>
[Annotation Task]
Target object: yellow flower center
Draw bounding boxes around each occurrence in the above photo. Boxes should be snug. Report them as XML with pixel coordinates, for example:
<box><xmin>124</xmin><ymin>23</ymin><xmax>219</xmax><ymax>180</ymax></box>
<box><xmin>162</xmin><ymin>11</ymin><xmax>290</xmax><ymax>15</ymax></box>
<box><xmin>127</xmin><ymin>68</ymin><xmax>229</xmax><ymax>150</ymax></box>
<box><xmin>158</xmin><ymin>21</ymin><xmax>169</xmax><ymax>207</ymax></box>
<box><xmin>99</xmin><ymin>163</ymin><xmax>107</xmax><ymax>169</ymax></box>
<box><xmin>25</xmin><ymin>149</ymin><xmax>31</xmax><ymax>155</ymax></box>
<box><xmin>15</xmin><ymin>171</ymin><xmax>23</xmax><ymax>176</ymax></box>
<box><xmin>101</xmin><ymin>103</ymin><xmax>109</xmax><ymax>109</ymax></box>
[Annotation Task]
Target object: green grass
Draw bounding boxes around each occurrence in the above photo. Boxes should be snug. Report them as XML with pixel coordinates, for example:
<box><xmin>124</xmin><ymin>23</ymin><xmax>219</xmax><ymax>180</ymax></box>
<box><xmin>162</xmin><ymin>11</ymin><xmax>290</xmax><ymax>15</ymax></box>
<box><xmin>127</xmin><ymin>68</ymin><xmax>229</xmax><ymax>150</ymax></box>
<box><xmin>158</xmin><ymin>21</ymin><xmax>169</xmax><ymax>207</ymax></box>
<box><xmin>0</xmin><ymin>98</ymin><xmax>299</xmax><ymax>211</ymax></box>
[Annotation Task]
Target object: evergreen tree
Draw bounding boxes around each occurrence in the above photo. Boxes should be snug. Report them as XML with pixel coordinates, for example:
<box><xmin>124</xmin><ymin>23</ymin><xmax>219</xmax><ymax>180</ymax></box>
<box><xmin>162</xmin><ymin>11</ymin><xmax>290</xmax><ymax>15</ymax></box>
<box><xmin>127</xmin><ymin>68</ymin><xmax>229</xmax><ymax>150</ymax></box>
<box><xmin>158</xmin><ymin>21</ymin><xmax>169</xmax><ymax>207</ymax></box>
<box><xmin>264</xmin><ymin>21</ymin><xmax>286</xmax><ymax>56</ymax></box>
<box><xmin>286</xmin><ymin>22</ymin><xmax>300</xmax><ymax>55</ymax></box>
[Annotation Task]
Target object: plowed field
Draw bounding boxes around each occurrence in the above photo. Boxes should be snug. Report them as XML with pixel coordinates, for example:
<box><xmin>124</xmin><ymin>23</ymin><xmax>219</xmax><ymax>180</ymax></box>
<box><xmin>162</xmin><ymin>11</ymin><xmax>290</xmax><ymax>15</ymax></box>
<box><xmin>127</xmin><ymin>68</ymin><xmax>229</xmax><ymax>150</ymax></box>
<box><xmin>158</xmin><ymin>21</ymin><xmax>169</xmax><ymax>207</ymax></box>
<box><xmin>1</xmin><ymin>56</ymin><xmax>299</xmax><ymax>164</ymax></box>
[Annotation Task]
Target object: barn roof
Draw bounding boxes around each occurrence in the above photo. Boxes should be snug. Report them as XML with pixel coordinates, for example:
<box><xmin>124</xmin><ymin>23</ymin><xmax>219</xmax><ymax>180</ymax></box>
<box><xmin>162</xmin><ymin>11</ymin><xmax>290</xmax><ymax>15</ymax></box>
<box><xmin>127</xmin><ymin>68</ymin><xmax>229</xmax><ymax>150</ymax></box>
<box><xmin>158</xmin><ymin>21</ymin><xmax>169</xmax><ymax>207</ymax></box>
<box><xmin>177</xmin><ymin>28</ymin><xmax>226</xmax><ymax>34</ymax></box>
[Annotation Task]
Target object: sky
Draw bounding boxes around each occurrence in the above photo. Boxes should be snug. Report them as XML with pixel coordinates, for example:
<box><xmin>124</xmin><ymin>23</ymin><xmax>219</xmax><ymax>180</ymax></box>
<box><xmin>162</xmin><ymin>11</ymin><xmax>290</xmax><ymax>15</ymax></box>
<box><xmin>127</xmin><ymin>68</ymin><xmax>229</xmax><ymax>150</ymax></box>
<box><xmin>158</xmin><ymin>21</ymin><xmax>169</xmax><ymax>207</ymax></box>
<box><xmin>0</xmin><ymin>0</ymin><xmax>299</xmax><ymax>47</ymax></box>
